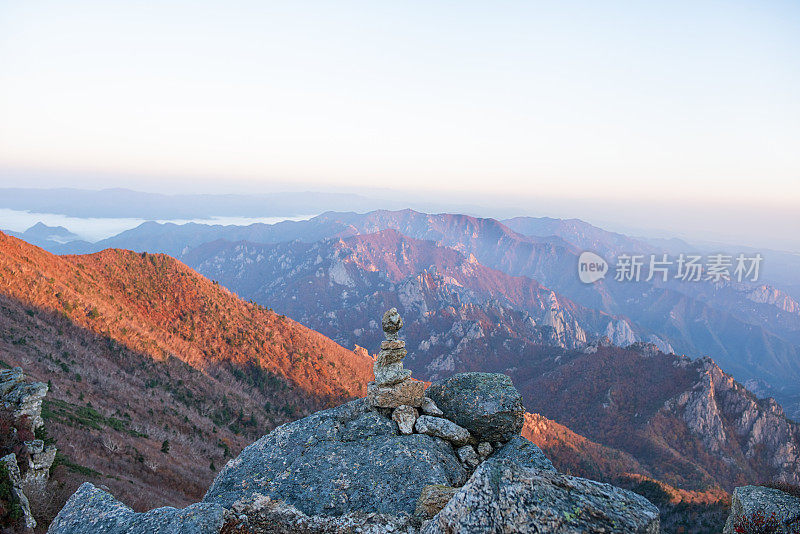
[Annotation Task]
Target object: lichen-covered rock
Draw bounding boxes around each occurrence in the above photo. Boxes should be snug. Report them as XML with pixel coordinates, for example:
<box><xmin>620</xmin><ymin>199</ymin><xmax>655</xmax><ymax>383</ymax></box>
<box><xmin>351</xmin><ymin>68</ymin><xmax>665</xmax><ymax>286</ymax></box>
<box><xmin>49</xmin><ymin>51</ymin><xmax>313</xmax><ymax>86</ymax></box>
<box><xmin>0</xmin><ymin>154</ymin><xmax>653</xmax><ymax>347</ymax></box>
<box><xmin>477</xmin><ymin>442</ymin><xmax>493</xmax><ymax>459</ymax></box>
<box><xmin>422</xmin><ymin>446</ymin><xmax>659</xmax><ymax>533</ymax></box>
<box><xmin>392</xmin><ymin>405</ymin><xmax>418</xmax><ymax>435</ymax></box>
<box><xmin>414</xmin><ymin>415</ymin><xmax>471</xmax><ymax>446</ymax></box>
<box><xmin>723</xmin><ymin>485</ymin><xmax>800</xmax><ymax>534</ymax></box>
<box><xmin>415</xmin><ymin>485</ymin><xmax>459</xmax><ymax>520</ymax></box>
<box><xmin>493</xmin><ymin>436</ymin><xmax>556</xmax><ymax>473</ymax></box>
<box><xmin>367</xmin><ymin>379</ymin><xmax>425</xmax><ymax>408</ymax></box>
<box><xmin>204</xmin><ymin>398</ymin><xmax>466</xmax><ymax>517</ymax></box>
<box><xmin>420</xmin><ymin>397</ymin><xmax>443</xmax><ymax>416</ymax></box>
<box><xmin>47</xmin><ymin>482</ymin><xmax>225</xmax><ymax>534</ymax></box>
<box><xmin>426</xmin><ymin>373</ymin><xmax>524</xmax><ymax>442</ymax></box>
<box><xmin>0</xmin><ymin>367</ymin><xmax>48</xmax><ymax>429</ymax></box>
<box><xmin>456</xmin><ymin>445</ymin><xmax>480</xmax><ymax>468</ymax></box>
<box><xmin>228</xmin><ymin>494</ymin><xmax>417</xmax><ymax>534</ymax></box>
<box><xmin>1</xmin><ymin>453</ymin><xmax>36</xmax><ymax>530</ymax></box>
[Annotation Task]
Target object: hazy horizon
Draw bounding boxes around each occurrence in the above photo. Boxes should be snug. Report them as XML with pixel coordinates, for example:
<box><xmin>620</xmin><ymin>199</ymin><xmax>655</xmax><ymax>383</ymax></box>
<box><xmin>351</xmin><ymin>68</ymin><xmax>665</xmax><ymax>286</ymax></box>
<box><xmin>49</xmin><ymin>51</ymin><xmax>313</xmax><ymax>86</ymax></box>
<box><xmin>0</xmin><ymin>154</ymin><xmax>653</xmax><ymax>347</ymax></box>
<box><xmin>1</xmin><ymin>181</ymin><xmax>798</xmax><ymax>253</ymax></box>
<box><xmin>1</xmin><ymin>1</ymin><xmax>798</xmax><ymax>250</ymax></box>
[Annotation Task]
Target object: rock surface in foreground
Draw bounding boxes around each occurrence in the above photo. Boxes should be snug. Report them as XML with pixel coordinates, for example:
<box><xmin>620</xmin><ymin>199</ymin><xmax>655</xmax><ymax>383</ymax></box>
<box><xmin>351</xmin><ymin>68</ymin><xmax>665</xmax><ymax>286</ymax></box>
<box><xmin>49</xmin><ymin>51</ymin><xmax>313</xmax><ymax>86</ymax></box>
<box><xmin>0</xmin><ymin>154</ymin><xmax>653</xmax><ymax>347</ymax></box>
<box><xmin>203</xmin><ymin>398</ymin><xmax>466</xmax><ymax>516</ymax></box>
<box><xmin>422</xmin><ymin>450</ymin><xmax>660</xmax><ymax>533</ymax></box>
<box><xmin>49</xmin><ymin>369</ymin><xmax>661</xmax><ymax>534</ymax></box>
<box><xmin>426</xmin><ymin>372</ymin><xmax>524</xmax><ymax>442</ymax></box>
<box><xmin>48</xmin><ymin>482</ymin><xmax>225</xmax><ymax>534</ymax></box>
<box><xmin>723</xmin><ymin>485</ymin><xmax>800</xmax><ymax>534</ymax></box>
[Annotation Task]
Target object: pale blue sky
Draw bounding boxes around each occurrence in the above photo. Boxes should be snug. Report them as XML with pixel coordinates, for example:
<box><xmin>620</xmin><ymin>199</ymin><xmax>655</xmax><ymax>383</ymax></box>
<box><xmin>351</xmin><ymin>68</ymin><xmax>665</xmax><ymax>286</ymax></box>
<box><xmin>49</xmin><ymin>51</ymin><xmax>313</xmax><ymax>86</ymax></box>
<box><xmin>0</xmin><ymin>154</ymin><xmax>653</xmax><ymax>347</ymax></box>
<box><xmin>0</xmin><ymin>1</ymin><xmax>798</xmax><ymax>247</ymax></box>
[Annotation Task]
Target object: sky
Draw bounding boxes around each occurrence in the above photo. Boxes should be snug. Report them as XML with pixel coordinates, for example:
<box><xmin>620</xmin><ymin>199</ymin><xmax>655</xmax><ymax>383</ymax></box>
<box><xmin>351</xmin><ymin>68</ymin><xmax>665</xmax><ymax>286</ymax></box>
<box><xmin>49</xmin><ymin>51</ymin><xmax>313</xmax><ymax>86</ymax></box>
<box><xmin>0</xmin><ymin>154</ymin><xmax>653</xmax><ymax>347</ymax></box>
<box><xmin>0</xmin><ymin>1</ymin><xmax>798</xmax><ymax>249</ymax></box>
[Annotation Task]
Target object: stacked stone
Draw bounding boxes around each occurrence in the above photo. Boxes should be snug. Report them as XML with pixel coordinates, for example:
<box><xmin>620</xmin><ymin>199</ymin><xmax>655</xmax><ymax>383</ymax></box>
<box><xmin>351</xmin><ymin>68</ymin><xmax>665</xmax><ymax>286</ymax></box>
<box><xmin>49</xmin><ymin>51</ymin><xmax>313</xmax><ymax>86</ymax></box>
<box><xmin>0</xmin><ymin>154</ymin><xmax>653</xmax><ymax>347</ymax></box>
<box><xmin>366</xmin><ymin>308</ymin><xmax>425</xmax><ymax>408</ymax></box>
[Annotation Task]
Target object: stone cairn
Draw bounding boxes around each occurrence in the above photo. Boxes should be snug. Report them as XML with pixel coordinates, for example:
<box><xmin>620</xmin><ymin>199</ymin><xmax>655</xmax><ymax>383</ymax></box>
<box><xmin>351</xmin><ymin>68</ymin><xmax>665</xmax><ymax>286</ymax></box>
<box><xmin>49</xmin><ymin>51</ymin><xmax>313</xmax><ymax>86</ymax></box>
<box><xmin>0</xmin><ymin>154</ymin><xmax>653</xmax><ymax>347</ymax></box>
<box><xmin>367</xmin><ymin>308</ymin><xmax>521</xmax><ymax>477</ymax></box>
<box><xmin>366</xmin><ymin>308</ymin><xmax>425</xmax><ymax>409</ymax></box>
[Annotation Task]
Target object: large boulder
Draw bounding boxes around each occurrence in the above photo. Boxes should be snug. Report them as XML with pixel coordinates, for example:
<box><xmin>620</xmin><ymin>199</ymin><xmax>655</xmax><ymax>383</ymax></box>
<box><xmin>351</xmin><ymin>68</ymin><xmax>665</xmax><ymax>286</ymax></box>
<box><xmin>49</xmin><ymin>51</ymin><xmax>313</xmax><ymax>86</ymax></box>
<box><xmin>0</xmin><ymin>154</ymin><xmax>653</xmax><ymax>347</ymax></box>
<box><xmin>422</xmin><ymin>440</ymin><xmax>660</xmax><ymax>533</ymax></box>
<box><xmin>49</xmin><ymin>374</ymin><xmax>662</xmax><ymax>534</ymax></box>
<box><xmin>723</xmin><ymin>485</ymin><xmax>800</xmax><ymax>534</ymax></box>
<box><xmin>203</xmin><ymin>398</ymin><xmax>466</xmax><ymax>518</ymax></box>
<box><xmin>425</xmin><ymin>373</ymin><xmax>524</xmax><ymax>442</ymax></box>
<box><xmin>491</xmin><ymin>436</ymin><xmax>556</xmax><ymax>473</ymax></box>
<box><xmin>47</xmin><ymin>482</ymin><xmax>225</xmax><ymax>534</ymax></box>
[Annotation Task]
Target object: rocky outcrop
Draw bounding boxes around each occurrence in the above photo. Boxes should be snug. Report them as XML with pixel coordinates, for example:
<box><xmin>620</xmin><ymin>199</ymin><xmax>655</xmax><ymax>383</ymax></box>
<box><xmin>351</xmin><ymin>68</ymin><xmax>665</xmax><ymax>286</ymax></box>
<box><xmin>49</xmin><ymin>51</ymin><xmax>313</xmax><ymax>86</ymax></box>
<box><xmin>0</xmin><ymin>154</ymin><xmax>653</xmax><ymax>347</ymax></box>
<box><xmin>48</xmin><ymin>482</ymin><xmax>226</xmax><ymax>534</ymax></box>
<box><xmin>202</xmin><ymin>397</ymin><xmax>467</xmax><ymax>516</ymax></box>
<box><xmin>1</xmin><ymin>453</ymin><xmax>36</xmax><ymax>531</ymax></box>
<box><xmin>723</xmin><ymin>485</ymin><xmax>800</xmax><ymax>534</ymax></box>
<box><xmin>426</xmin><ymin>372</ymin><xmax>524</xmax><ymax>442</ymax></box>
<box><xmin>21</xmin><ymin>438</ymin><xmax>57</xmax><ymax>492</ymax></box>
<box><xmin>665</xmin><ymin>357</ymin><xmax>800</xmax><ymax>484</ymax></box>
<box><xmin>0</xmin><ymin>367</ymin><xmax>48</xmax><ymax>429</ymax></box>
<box><xmin>0</xmin><ymin>367</ymin><xmax>57</xmax><ymax>531</ymax></box>
<box><xmin>49</xmin><ymin>309</ymin><xmax>660</xmax><ymax>534</ymax></box>
<box><xmin>421</xmin><ymin>450</ymin><xmax>660</xmax><ymax>533</ymax></box>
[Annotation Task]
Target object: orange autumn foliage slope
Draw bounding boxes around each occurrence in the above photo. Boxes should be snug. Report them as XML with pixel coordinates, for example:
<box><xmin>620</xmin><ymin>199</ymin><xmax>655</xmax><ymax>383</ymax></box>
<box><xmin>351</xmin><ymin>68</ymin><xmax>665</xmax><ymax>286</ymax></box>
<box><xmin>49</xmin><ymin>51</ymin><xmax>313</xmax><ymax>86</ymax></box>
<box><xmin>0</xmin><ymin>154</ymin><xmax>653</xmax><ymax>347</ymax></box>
<box><xmin>0</xmin><ymin>231</ymin><xmax>373</xmax><ymax>401</ymax></box>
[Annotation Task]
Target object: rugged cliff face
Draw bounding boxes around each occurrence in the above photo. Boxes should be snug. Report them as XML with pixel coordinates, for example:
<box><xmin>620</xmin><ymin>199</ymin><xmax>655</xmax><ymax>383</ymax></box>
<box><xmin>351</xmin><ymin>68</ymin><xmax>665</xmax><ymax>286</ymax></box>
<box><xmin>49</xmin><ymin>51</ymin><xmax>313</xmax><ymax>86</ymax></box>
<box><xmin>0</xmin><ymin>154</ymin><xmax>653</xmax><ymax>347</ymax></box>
<box><xmin>519</xmin><ymin>346</ymin><xmax>800</xmax><ymax>493</ymax></box>
<box><xmin>0</xmin><ymin>367</ymin><xmax>57</xmax><ymax>532</ymax></box>
<box><xmin>664</xmin><ymin>357</ymin><xmax>800</xmax><ymax>484</ymax></box>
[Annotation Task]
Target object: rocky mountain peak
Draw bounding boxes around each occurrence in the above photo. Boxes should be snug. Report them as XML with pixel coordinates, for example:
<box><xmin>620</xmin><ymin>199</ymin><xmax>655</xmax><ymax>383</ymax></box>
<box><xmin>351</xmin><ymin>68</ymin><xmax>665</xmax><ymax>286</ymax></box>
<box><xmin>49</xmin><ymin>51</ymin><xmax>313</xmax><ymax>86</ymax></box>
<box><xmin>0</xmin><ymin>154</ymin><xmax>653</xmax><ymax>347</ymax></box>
<box><xmin>47</xmin><ymin>310</ymin><xmax>661</xmax><ymax>533</ymax></box>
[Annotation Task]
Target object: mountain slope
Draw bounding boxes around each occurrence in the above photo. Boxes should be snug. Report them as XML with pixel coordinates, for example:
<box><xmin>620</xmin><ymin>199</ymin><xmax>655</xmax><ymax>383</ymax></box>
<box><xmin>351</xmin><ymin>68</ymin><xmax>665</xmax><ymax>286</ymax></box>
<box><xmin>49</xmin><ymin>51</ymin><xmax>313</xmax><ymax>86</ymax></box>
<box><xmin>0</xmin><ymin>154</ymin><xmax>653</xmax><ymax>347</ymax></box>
<box><xmin>0</xmin><ymin>231</ymin><xmax>372</xmax><ymax>512</ymax></box>
<box><xmin>514</xmin><ymin>345</ymin><xmax>800</xmax><ymax>491</ymax></box>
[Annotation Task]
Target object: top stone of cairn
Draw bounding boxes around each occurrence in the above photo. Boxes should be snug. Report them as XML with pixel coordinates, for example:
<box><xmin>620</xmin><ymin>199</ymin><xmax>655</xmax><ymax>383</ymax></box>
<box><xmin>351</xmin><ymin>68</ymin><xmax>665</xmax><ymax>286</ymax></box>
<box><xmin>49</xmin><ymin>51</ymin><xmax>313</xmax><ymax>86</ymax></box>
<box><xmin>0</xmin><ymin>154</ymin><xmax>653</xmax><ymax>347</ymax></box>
<box><xmin>382</xmin><ymin>308</ymin><xmax>403</xmax><ymax>339</ymax></box>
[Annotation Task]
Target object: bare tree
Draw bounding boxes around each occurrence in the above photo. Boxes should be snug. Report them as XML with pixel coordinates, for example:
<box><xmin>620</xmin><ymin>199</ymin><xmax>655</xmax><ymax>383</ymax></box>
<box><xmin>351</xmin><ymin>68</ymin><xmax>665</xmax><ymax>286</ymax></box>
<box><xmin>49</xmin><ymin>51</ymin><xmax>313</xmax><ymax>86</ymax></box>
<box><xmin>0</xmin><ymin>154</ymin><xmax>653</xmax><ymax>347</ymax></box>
<box><xmin>101</xmin><ymin>434</ymin><xmax>120</xmax><ymax>453</ymax></box>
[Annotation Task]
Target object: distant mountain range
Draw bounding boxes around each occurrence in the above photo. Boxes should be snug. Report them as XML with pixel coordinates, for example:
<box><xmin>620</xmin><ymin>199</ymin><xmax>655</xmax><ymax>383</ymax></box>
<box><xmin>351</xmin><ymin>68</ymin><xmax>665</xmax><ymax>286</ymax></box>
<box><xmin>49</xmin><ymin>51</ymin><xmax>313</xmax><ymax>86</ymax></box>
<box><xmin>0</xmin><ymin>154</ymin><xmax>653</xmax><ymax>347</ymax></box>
<box><xmin>9</xmin><ymin>210</ymin><xmax>800</xmax><ymax>419</ymax></box>
<box><xmin>0</xmin><ymin>187</ymin><xmax>385</xmax><ymax>219</ymax></box>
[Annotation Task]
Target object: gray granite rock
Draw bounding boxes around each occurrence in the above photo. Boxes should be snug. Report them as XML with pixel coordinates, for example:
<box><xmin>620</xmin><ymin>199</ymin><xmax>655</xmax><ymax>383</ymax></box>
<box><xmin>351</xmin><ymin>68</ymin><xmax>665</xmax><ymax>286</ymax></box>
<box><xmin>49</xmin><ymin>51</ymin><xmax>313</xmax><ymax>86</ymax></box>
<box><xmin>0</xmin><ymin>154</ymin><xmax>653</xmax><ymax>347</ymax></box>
<box><xmin>381</xmin><ymin>308</ymin><xmax>403</xmax><ymax>339</ymax></box>
<box><xmin>392</xmin><ymin>405</ymin><xmax>418</xmax><ymax>435</ymax></box>
<box><xmin>204</xmin><ymin>398</ymin><xmax>466</xmax><ymax>516</ymax></box>
<box><xmin>1</xmin><ymin>453</ymin><xmax>36</xmax><ymax>530</ymax></box>
<box><xmin>0</xmin><ymin>367</ymin><xmax>48</xmax><ymax>429</ymax></box>
<box><xmin>373</xmin><ymin>361</ymin><xmax>412</xmax><ymax>386</ymax></box>
<box><xmin>47</xmin><ymin>482</ymin><xmax>225</xmax><ymax>534</ymax></box>
<box><xmin>426</xmin><ymin>373</ymin><xmax>524</xmax><ymax>442</ymax></box>
<box><xmin>229</xmin><ymin>493</ymin><xmax>417</xmax><ymax>534</ymax></box>
<box><xmin>723</xmin><ymin>485</ymin><xmax>800</xmax><ymax>534</ymax></box>
<box><xmin>456</xmin><ymin>445</ymin><xmax>480</xmax><ymax>468</ymax></box>
<box><xmin>493</xmin><ymin>436</ymin><xmax>556</xmax><ymax>473</ymax></box>
<box><xmin>422</xmin><ymin>451</ymin><xmax>660</xmax><ymax>533</ymax></box>
<box><xmin>420</xmin><ymin>397</ymin><xmax>443</xmax><ymax>416</ymax></box>
<box><xmin>414</xmin><ymin>415</ymin><xmax>471</xmax><ymax>447</ymax></box>
<box><xmin>477</xmin><ymin>442</ymin><xmax>493</xmax><ymax>459</ymax></box>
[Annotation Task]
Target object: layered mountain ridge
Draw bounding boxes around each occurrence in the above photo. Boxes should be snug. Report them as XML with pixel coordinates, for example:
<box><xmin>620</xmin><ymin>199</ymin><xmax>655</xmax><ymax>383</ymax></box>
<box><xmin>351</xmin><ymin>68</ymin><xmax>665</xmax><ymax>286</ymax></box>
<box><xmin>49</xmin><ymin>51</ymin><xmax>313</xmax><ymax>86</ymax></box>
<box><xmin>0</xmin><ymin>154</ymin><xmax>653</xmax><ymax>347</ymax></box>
<box><xmin>41</xmin><ymin>209</ymin><xmax>799</xmax><ymax>401</ymax></box>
